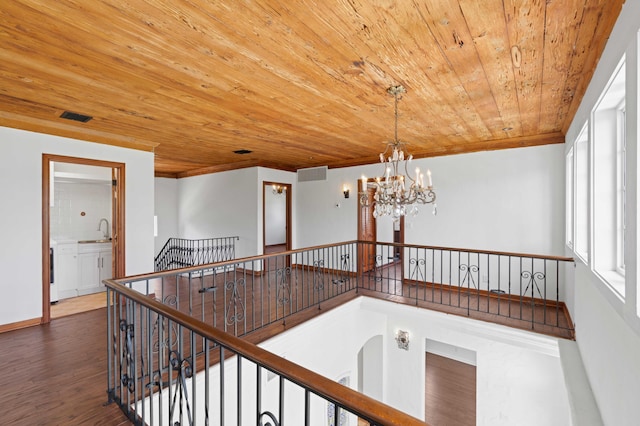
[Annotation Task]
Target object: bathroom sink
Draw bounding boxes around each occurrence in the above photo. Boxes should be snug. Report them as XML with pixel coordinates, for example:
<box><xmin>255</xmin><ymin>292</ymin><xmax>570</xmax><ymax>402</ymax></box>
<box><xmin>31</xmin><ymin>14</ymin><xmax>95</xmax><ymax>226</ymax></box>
<box><xmin>79</xmin><ymin>238</ymin><xmax>112</xmax><ymax>244</ymax></box>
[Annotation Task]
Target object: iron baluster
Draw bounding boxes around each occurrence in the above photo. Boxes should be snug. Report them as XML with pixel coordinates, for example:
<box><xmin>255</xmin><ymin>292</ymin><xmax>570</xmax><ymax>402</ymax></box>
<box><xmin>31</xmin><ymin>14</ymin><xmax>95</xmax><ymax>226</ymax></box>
<box><xmin>409</xmin><ymin>257</ymin><xmax>426</xmax><ymax>282</ymax></box>
<box><xmin>119</xmin><ymin>319</ymin><xmax>135</xmax><ymax>393</ymax></box>
<box><xmin>276</xmin><ymin>265</ymin><xmax>292</xmax><ymax>306</ymax></box>
<box><xmin>225</xmin><ymin>275</ymin><xmax>246</xmax><ymax>331</ymax></box>
<box><xmin>313</xmin><ymin>259</ymin><xmax>325</xmax><ymax>305</ymax></box>
<box><xmin>521</xmin><ymin>271</ymin><xmax>545</xmax><ymax>299</ymax></box>
<box><xmin>332</xmin><ymin>253</ymin><xmax>350</xmax><ymax>285</ymax></box>
<box><xmin>151</xmin><ymin>294</ymin><xmax>179</xmax><ymax>352</ymax></box>
<box><xmin>168</xmin><ymin>350</ymin><xmax>194</xmax><ymax>426</ymax></box>
<box><xmin>459</xmin><ymin>263</ymin><xmax>478</xmax><ymax>316</ymax></box>
<box><xmin>371</xmin><ymin>253</ymin><xmax>383</xmax><ymax>282</ymax></box>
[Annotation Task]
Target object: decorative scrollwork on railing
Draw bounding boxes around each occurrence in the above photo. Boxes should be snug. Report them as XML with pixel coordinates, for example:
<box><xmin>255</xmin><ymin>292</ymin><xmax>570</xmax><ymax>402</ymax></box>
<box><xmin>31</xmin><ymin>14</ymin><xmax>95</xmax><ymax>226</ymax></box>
<box><xmin>409</xmin><ymin>257</ymin><xmax>426</xmax><ymax>282</ymax></box>
<box><xmin>313</xmin><ymin>260</ymin><xmax>325</xmax><ymax>292</ymax></box>
<box><xmin>521</xmin><ymin>271</ymin><xmax>545</xmax><ymax>298</ymax></box>
<box><xmin>225</xmin><ymin>276</ymin><xmax>246</xmax><ymax>326</ymax></box>
<box><xmin>119</xmin><ymin>319</ymin><xmax>136</xmax><ymax>393</ymax></box>
<box><xmin>332</xmin><ymin>253</ymin><xmax>351</xmax><ymax>285</ymax></box>
<box><xmin>168</xmin><ymin>350</ymin><xmax>194</xmax><ymax>426</ymax></box>
<box><xmin>370</xmin><ymin>253</ymin><xmax>383</xmax><ymax>281</ymax></box>
<box><xmin>276</xmin><ymin>266</ymin><xmax>292</xmax><ymax>305</ymax></box>
<box><xmin>459</xmin><ymin>264</ymin><xmax>479</xmax><ymax>289</ymax></box>
<box><xmin>259</xmin><ymin>411</ymin><xmax>280</xmax><ymax>426</ymax></box>
<box><xmin>151</xmin><ymin>295</ymin><xmax>179</xmax><ymax>353</ymax></box>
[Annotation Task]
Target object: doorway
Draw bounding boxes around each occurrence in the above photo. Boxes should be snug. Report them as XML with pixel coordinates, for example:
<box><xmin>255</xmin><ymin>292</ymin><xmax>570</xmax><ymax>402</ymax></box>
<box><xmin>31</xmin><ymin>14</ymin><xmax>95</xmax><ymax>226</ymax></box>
<box><xmin>262</xmin><ymin>181</ymin><xmax>292</xmax><ymax>255</ymax></box>
<box><xmin>357</xmin><ymin>335</ymin><xmax>383</xmax><ymax>400</ymax></box>
<box><xmin>42</xmin><ymin>154</ymin><xmax>125</xmax><ymax>324</ymax></box>
<box><xmin>357</xmin><ymin>179</ymin><xmax>404</xmax><ymax>273</ymax></box>
<box><xmin>425</xmin><ymin>352</ymin><xmax>476</xmax><ymax>425</ymax></box>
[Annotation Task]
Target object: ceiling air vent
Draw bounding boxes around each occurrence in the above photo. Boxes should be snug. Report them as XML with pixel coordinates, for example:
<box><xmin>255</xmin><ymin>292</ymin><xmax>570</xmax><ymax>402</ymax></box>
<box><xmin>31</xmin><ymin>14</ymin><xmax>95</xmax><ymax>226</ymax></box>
<box><xmin>60</xmin><ymin>111</ymin><xmax>93</xmax><ymax>123</ymax></box>
<box><xmin>233</xmin><ymin>149</ymin><xmax>252</xmax><ymax>155</ymax></box>
<box><xmin>297</xmin><ymin>166</ymin><xmax>328</xmax><ymax>182</ymax></box>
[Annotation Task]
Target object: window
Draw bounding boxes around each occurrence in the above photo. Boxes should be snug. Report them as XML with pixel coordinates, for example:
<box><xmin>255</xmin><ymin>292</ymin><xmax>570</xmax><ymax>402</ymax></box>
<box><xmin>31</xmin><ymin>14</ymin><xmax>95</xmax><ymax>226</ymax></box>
<box><xmin>616</xmin><ymin>104</ymin><xmax>626</xmax><ymax>273</ymax></box>
<box><xmin>565</xmin><ymin>148</ymin><xmax>574</xmax><ymax>248</ymax></box>
<box><xmin>591</xmin><ymin>56</ymin><xmax>626</xmax><ymax>297</ymax></box>
<box><xmin>574</xmin><ymin>124</ymin><xmax>589</xmax><ymax>263</ymax></box>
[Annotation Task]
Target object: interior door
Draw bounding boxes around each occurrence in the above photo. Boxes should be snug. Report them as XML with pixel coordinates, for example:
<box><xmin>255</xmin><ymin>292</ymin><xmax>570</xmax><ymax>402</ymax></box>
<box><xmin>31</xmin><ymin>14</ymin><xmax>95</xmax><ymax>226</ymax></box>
<box><xmin>358</xmin><ymin>182</ymin><xmax>376</xmax><ymax>272</ymax></box>
<box><xmin>111</xmin><ymin>167</ymin><xmax>125</xmax><ymax>278</ymax></box>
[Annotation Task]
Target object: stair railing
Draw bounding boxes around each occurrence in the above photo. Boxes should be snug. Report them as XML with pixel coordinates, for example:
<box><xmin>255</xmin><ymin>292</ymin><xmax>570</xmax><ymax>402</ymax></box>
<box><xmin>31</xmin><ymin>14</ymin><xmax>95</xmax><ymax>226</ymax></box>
<box><xmin>154</xmin><ymin>236</ymin><xmax>239</xmax><ymax>272</ymax></box>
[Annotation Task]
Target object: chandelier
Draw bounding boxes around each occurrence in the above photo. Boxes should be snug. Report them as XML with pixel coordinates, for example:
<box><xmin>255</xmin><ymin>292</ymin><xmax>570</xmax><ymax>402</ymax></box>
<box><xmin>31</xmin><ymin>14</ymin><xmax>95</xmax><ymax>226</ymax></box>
<box><xmin>359</xmin><ymin>85</ymin><xmax>436</xmax><ymax>218</ymax></box>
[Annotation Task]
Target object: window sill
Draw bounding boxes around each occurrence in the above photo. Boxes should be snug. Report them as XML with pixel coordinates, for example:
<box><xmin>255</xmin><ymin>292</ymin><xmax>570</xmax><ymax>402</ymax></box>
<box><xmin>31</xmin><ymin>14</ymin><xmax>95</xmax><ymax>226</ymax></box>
<box><xmin>595</xmin><ymin>269</ymin><xmax>626</xmax><ymax>300</ymax></box>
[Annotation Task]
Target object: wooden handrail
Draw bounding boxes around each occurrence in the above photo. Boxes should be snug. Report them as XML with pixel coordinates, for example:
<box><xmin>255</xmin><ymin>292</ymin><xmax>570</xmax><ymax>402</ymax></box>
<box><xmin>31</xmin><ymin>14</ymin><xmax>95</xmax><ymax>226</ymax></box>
<box><xmin>105</xmin><ymin>279</ymin><xmax>426</xmax><ymax>426</ymax></box>
<box><xmin>120</xmin><ymin>240</ymin><xmax>573</xmax><ymax>284</ymax></box>
<box><xmin>357</xmin><ymin>240</ymin><xmax>575</xmax><ymax>263</ymax></box>
<box><xmin>119</xmin><ymin>240</ymin><xmax>361</xmax><ymax>282</ymax></box>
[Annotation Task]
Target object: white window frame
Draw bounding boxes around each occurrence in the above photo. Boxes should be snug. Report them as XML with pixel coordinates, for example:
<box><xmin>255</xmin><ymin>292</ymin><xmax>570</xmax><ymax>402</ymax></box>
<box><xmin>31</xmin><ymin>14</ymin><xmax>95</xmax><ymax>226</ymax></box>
<box><xmin>574</xmin><ymin>123</ymin><xmax>590</xmax><ymax>264</ymax></box>
<box><xmin>565</xmin><ymin>148</ymin><xmax>574</xmax><ymax>249</ymax></box>
<box><xmin>616</xmin><ymin>102</ymin><xmax>626</xmax><ymax>274</ymax></box>
<box><xmin>590</xmin><ymin>56</ymin><xmax>626</xmax><ymax>298</ymax></box>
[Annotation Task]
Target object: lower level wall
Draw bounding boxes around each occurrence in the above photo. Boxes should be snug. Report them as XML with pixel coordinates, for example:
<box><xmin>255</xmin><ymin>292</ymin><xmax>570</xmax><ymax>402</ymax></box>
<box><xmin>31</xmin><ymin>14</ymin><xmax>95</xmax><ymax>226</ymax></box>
<box><xmin>143</xmin><ymin>297</ymin><xmax>575</xmax><ymax>425</ymax></box>
<box><xmin>573</xmin><ymin>263</ymin><xmax>640</xmax><ymax>426</ymax></box>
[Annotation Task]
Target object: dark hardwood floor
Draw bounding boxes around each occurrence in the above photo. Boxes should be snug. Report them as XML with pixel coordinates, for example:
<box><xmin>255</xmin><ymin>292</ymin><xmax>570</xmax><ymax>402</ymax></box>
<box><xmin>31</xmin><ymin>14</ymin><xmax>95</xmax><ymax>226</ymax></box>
<box><xmin>425</xmin><ymin>352</ymin><xmax>476</xmax><ymax>426</ymax></box>
<box><xmin>0</xmin><ymin>308</ymin><xmax>130</xmax><ymax>425</ymax></box>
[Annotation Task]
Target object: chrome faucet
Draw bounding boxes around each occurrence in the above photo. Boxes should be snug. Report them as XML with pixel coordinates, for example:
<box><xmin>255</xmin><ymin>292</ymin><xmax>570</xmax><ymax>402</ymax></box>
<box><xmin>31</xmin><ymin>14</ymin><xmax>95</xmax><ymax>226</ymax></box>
<box><xmin>97</xmin><ymin>218</ymin><xmax>110</xmax><ymax>239</ymax></box>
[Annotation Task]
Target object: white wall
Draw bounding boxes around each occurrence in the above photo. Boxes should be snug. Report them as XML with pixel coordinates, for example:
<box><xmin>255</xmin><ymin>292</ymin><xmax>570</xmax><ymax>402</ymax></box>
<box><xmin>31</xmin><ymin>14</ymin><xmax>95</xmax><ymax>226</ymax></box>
<box><xmin>158</xmin><ymin>167</ymin><xmax>297</xmax><ymax>259</ymax></box>
<box><xmin>177</xmin><ymin>168</ymin><xmax>259</xmax><ymax>258</ymax></box>
<box><xmin>143</xmin><ymin>297</ymin><xmax>572</xmax><ymax>425</ymax></box>
<box><xmin>296</xmin><ymin>144</ymin><xmax>565</xmax><ymax>256</ymax></box>
<box><xmin>154</xmin><ymin>177</ymin><xmax>179</xmax><ymax>255</ymax></box>
<box><xmin>51</xmin><ymin>180</ymin><xmax>112</xmax><ymax>241</ymax></box>
<box><xmin>563</xmin><ymin>2</ymin><xmax>640</xmax><ymax>425</ymax></box>
<box><xmin>0</xmin><ymin>126</ymin><xmax>155</xmax><ymax>326</ymax></box>
<box><xmin>574</xmin><ymin>264</ymin><xmax>640</xmax><ymax>424</ymax></box>
<box><xmin>166</xmin><ymin>143</ymin><xmax>564</xmax><ymax>258</ymax></box>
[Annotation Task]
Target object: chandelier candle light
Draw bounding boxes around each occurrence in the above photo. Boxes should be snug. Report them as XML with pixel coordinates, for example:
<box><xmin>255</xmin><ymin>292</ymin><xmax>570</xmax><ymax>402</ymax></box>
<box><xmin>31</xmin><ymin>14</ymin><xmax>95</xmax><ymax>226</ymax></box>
<box><xmin>359</xmin><ymin>85</ymin><xmax>436</xmax><ymax>219</ymax></box>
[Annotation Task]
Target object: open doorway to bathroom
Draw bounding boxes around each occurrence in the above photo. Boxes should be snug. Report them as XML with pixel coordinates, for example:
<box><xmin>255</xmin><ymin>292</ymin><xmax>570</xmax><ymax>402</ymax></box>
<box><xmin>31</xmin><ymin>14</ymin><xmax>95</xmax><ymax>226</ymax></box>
<box><xmin>42</xmin><ymin>154</ymin><xmax>125</xmax><ymax>323</ymax></box>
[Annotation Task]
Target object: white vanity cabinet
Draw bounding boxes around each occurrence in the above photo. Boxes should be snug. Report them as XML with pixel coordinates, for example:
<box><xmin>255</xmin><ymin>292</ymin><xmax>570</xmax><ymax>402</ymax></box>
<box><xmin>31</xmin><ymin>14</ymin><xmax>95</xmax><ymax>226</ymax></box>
<box><xmin>56</xmin><ymin>242</ymin><xmax>79</xmax><ymax>299</ymax></box>
<box><xmin>78</xmin><ymin>242</ymin><xmax>112</xmax><ymax>295</ymax></box>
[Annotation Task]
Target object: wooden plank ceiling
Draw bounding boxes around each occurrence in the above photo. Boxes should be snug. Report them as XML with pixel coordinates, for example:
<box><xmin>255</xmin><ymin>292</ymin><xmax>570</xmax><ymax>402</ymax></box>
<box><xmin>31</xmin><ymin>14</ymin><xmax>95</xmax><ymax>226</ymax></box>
<box><xmin>0</xmin><ymin>0</ymin><xmax>624</xmax><ymax>178</ymax></box>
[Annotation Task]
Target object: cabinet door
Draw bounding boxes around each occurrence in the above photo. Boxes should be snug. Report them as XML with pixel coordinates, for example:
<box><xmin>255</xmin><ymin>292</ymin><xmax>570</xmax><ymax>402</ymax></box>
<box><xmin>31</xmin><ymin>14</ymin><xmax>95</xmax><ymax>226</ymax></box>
<box><xmin>78</xmin><ymin>252</ymin><xmax>100</xmax><ymax>291</ymax></box>
<box><xmin>99</xmin><ymin>250</ymin><xmax>113</xmax><ymax>283</ymax></box>
<box><xmin>57</xmin><ymin>252</ymin><xmax>78</xmax><ymax>299</ymax></box>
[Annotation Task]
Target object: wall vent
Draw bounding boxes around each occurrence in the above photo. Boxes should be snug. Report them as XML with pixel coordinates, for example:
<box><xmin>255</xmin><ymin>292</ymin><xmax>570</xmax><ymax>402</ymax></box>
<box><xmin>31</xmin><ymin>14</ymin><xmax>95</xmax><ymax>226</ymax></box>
<box><xmin>60</xmin><ymin>111</ymin><xmax>93</xmax><ymax>123</ymax></box>
<box><xmin>297</xmin><ymin>166</ymin><xmax>327</xmax><ymax>182</ymax></box>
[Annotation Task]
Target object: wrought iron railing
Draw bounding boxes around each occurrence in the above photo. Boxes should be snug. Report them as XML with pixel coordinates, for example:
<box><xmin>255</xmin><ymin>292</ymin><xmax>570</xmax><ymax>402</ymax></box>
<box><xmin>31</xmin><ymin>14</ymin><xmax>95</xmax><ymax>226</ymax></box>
<box><xmin>154</xmin><ymin>236</ymin><xmax>239</xmax><ymax>272</ymax></box>
<box><xmin>106</xmin><ymin>240</ymin><xmax>574</xmax><ymax>425</ymax></box>
<box><xmin>358</xmin><ymin>241</ymin><xmax>575</xmax><ymax>333</ymax></box>
<box><xmin>127</xmin><ymin>242</ymin><xmax>358</xmax><ymax>339</ymax></box>
<box><xmin>106</xmin><ymin>241</ymin><xmax>422</xmax><ymax>425</ymax></box>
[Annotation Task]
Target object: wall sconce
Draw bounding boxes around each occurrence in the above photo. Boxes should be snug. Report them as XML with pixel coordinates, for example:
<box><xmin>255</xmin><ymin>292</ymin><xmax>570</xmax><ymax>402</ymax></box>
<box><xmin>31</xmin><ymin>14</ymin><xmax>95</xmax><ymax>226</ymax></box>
<box><xmin>272</xmin><ymin>184</ymin><xmax>285</xmax><ymax>195</ymax></box>
<box><xmin>395</xmin><ymin>330</ymin><xmax>410</xmax><ymax>350</ymax></box>
<box><xmin>343</xmin><ymin>184</ymin><xmax>350</xmax><ymax>199</ymax></box>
